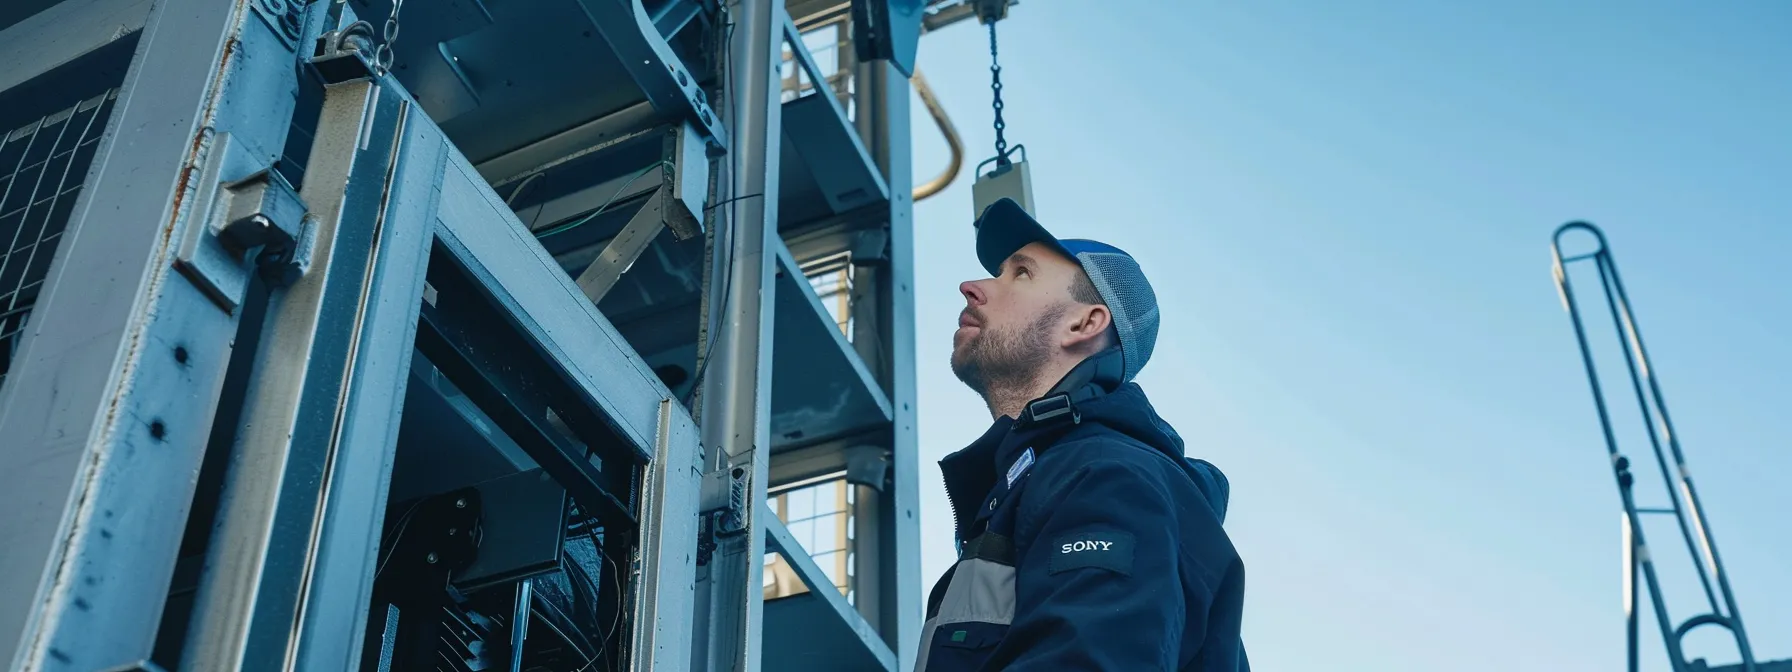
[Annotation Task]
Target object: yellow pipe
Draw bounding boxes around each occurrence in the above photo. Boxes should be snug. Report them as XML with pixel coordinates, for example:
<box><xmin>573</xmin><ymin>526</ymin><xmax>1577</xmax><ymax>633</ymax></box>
<box><xmin>910</xmin><ymin>68</ymin><xmax>963</xmax><ymax>202</ymax></box>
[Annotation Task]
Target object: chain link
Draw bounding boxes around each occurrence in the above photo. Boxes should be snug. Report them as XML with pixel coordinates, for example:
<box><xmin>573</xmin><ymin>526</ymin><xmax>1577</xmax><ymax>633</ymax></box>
<box><xmin>987</xmin><ymin>21</ymin><xmax>1008</xmax><ymax>165</ymax></box>
<box><xmin>373</xmin><ymin>0</ymin><xmax>405</xmax><ymax>76</ymax></box>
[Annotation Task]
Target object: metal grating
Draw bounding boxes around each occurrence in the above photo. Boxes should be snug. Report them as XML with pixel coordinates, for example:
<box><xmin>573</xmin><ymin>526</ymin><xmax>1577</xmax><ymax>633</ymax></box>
<box><xmin>0</xmin><ymin>88</ymin><xmax>117</xmax><ymax>393</ymax></box>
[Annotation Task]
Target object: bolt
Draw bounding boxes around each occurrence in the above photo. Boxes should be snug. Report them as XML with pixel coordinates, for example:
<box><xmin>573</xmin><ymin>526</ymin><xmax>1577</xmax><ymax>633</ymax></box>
<box><xmin>426</xmin><ymin>552</ymin><xmax>438</xmax><ymax>564</ymax></box>
<box><xmin>455</xmin><ymin>498</ymin><xmax>466</xmax><ymax>509</ymax></box>
<box><xmin>448</xmin><ymin>527</ymin><xmax>457</xmax><ymax>535</ymax></box>
<box><xmin>174</xmin><ymin>346</ymin><xmax>189</xmax><ymax>364</ymax></box>
<box><xmin>149</xmin><ymin>420</ymin><xmax>167</xmax><ymax>442</ymax></box>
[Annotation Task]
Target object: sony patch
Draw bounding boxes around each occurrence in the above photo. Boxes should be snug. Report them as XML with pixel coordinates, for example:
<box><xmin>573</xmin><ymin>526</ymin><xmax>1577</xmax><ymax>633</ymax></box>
<box><xmin>1049</xmin><ymin>530</ymin><xmax>1136</xmax><ymax>576</ymax></box>
<box><xmin>1005</xmin><ymin>447</ymin><xmax>1034</xmax><ymax>488</ymax></box>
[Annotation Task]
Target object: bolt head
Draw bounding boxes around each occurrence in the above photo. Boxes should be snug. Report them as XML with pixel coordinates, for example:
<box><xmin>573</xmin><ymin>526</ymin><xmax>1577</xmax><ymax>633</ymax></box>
<box><xmin>426</xmin><ymin>552</ymin><xmax>438</xmax><ymax>564</ymax></box>
<box><xmin>455</xmin><ymin>498</ymin><xmax>466</xmax><ymax>508</ymax></box>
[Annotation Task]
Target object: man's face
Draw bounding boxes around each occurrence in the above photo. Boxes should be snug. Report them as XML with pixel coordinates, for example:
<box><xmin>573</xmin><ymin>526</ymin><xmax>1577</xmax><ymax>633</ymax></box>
<box><xmin>951</xmin><ymin>242</ymin><xmax>1084</xmax><ymax>396</ymax></box>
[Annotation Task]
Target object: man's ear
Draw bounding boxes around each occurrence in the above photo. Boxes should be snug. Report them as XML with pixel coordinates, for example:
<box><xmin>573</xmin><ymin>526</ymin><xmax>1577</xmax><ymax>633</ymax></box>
<box><xmin>1062</xmin><ymin>303</ymin><xmax>1113</xmax><ymax>351</ymax></box>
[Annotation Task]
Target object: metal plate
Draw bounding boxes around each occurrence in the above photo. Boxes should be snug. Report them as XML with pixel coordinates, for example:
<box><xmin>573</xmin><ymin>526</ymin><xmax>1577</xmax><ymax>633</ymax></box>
<box><xmin>379</xmin><ymin>0</ymin><xmax>723</xmax><ymax>164</ymax></box>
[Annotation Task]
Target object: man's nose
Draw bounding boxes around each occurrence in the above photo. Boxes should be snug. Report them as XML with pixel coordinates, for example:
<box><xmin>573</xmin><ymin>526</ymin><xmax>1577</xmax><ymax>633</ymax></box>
<box><xmin>960</xmin><ymin>279</ymin><xmax>987</xmax><ymax>306</ymax></box>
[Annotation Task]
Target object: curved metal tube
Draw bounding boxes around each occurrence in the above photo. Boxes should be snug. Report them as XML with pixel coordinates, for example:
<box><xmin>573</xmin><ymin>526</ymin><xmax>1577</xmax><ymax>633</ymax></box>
<box><xmin>910</xmin><ymin>68</ymin><xmax>962</xmax><ymax>202</ymax></box>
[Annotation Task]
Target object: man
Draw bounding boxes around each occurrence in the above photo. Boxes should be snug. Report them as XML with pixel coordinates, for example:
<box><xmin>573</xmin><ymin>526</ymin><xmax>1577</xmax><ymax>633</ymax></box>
<box><xmin>916</xmin><ymin>198</ymin><xmax>1248</xmax><ymax>671</ymax></box>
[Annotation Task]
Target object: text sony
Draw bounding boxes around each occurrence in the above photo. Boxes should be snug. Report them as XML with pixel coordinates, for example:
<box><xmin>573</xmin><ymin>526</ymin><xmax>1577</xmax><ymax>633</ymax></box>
<box><xmin>1060</xmin><ymin>540</ymin><xmax>1114</xmax><ymax>553</ymax></box>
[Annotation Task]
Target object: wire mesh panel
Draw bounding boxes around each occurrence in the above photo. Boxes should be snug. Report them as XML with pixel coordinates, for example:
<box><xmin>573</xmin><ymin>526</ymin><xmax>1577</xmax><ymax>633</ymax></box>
<box><xmin>0</xmin><ymin>89</ymin><xmax>117</xmax><ymax>393</ymax></box>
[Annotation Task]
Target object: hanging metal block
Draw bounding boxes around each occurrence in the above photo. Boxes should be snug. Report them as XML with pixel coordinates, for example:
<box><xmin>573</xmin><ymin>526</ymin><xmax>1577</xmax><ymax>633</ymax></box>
<box><xmin>971</xmin><ymin>157</ymin><xmax>1034</xmax><ymax>218</ymax></box>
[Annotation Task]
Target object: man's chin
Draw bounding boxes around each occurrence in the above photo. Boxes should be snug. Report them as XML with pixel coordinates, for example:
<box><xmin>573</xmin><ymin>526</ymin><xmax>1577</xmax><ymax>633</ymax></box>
<box><xmin>949</xmin><ymin>350</ymin><xmax>978</xmax><ymax>385</ymax></box>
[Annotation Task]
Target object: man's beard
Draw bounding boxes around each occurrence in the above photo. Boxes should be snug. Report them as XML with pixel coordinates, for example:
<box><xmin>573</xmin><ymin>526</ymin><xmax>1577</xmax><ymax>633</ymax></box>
<box><xmin>951</xmin><ymin>303</ymin><xmax>1064</xmax><ymax>401</ymax></box>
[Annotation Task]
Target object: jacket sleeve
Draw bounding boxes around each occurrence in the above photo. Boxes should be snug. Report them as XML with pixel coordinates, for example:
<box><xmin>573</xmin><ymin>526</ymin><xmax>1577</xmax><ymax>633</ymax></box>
<box><xmin>996</xmin><ymin>456</ymin><xmax>1219</xmax><ymax>671</ymax></box>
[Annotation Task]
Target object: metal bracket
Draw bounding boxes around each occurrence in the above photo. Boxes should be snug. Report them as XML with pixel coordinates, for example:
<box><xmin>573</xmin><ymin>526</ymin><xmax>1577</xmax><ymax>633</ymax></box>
<box><xmin>844</xmin><ymin>444</ymin><xmax>890</xmax><ymax>492</ymax></box>
<box><xmin>668</xmin><ymin>121</ymin><xmax>710</xmax><ymax>240</ymax></box>
<box><xmin>704</xmin><ymin>466</ymin><xmax>750</xmax><ymax>531</ymax></box>
<box><xmin>695</xmin><ymin>465</ymin><xmax>749</xmax><ymax>566</ymax></box>
<box><xmin>308</xmin><ymin>20</ymin><xmax>379</xmax><ymax>84</ymax></box>
<box><xmin>851</xmin><ymin>0</ymin><xmax>927</xmax><ymax>77</ymax></box>
<box><xmin>248</xmin><ymin>0</ymin><xmax>306</xmax><ymax>48</ymax></box>
<box><xmin>971</xmin><ymin>0</ymin><xmax>1014</xmax><ymax>23</ymax></box>
<box><xmin>173</xmin><ymin>131</ymin><xmax>311</xmax><ymax>314</ymax></box>
<box><xmin>575</xmin><ymin>0</ymin><xmax>727</xmax><ymax>149</ymax></box>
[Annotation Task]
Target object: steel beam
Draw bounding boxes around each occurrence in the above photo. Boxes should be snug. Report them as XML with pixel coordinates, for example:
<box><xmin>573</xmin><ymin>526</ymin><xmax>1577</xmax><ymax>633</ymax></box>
<box><xmin>691</xmin><ymin>0</ymin><xmax>782</xmax><ymax>670</ymax></box>
<box><xmin>434</xmin><ymin>153</ymin><xmax>682</xmax><ymax>455</ymax></box>
<box><xmin>0</xmin><ymin>0</ymin><xmax>152</xmax><ymax>95</ymax></box>
<box><xmin>476</xmin><ymin>100</ymin><xmax>661</xmax><ymax>188</ymax></box>
<box><xmin>0</xmin><ymin>1</ymin><xmax>303</xmax><ymax>668</ymax></box>
<box><xmin>576</xmin><ymin>187</ymin><xmax>673</xmax><ymax>303</ymax></box>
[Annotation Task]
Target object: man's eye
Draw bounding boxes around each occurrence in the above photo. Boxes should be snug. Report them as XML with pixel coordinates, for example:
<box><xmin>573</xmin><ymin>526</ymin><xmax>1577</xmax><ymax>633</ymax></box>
<box><xmin>1015</xmin><ymin>267</ymin><xmax>1029</xmax><ymax>278</ymax></box>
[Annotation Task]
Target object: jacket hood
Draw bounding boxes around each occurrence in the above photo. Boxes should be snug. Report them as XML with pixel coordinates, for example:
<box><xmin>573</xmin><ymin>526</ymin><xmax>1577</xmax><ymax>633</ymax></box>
<box><xmin>1072</xmin><ymin>383</ymin><xmax>1232</xmax><ymax>523</ymax></box>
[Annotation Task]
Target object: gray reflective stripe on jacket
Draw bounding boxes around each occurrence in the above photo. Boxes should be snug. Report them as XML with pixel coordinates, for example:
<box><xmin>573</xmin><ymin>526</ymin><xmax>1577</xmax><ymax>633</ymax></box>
<box><xmin>914</xmin><ymin>556</ymin><xmax>1015</xmax><ymax>672</ymax></box>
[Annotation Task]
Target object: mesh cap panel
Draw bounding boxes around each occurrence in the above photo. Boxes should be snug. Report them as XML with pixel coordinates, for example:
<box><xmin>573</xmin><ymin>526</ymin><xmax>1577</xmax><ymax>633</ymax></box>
<box><xmin>1079</xmin><ymin>251</ymin><xmax>1159</xmax><ymax>382</ymax></box>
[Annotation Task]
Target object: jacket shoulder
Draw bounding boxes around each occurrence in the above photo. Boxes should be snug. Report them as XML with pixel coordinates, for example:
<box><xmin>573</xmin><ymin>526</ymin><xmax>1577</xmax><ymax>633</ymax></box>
<box><xmin>1029</xmin><ymin>430</ymin><xmax>1185</xmax><ymax>488</ymax></box>
<box><xmin>1014</xmin><ymin>432</ymin><xmax>1188</xmax><ymax>530</ymax></box>
<box><xmin>1015</xmin><ymin>431</ymin><xmax>1237</xmax><ymax>568</ymax></box>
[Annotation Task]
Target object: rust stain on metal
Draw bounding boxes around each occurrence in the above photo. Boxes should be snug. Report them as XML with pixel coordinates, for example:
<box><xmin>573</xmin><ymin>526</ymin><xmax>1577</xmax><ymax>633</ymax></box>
<box><xmin>25</xmin><ymin>12</ymin><xmax>251</xmax><ymax>667</ymax></box>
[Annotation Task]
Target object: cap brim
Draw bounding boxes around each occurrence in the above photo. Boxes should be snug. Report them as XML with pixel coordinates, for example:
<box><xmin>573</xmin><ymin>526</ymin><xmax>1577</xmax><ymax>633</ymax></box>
<box><xmin>974</xmin><ymin>198</ymin><xmax>1073</xmax><ymax>276</ymax></box>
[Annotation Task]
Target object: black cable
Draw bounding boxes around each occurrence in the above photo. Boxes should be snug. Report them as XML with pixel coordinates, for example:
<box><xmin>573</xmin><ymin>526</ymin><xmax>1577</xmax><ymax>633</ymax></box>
<box><xmin>703</xmin><ymin>192</ymin><xmax>762</xmax><ymax>212</ymax></box>
<box><xmin>571</xmin><ymin>520</ymin><xmax>624</xmax><ymax>672</ymax></box>
<box><xmin>682</xmin><ymin>11</ymin><xmax>739</xmax><ymax>409</ymax></box>
<box><xmin>505</xmin><ymin>172</ymin><xmax>544</xmax><ymax>208</ymax></box>
<box><xmin>372</xmin><ymin>497</ymin><xmax>426</xmax><ymax>580</ymax></box>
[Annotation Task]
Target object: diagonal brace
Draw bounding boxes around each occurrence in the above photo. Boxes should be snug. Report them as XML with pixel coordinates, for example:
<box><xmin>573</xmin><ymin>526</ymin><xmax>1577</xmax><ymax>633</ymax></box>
<box><xmin>574</xmin><ymin>185</ymin><xmax>673</xmax><ymax>303</ymax></box>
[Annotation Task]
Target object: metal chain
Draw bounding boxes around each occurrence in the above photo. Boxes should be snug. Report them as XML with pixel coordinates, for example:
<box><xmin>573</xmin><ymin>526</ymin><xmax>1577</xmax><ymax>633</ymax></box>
<box><xmin>373</xmin><ymin>0</ymin><xmax>405</xmax><ymax>76</ymax></box>
<box><xmin>987</xmin><ymin>21</ymin><xmax>1008</xmax><ymax>165</ymax></box>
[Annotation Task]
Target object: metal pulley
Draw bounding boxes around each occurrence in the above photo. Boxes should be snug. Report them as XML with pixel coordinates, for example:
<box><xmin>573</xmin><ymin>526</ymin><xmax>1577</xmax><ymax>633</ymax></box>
<box><xmin>971</xmin><ymin>12</ymin><xmax>1035</xmax><ymax>218</ymax></box>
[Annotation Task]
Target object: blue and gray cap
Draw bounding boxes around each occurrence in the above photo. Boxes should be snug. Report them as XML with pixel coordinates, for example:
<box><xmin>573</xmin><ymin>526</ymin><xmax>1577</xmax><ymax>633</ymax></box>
<box><xmin>973</xmin><ymin>198</ymin><xmax>1161</xmax><ymax>383</ymax></box>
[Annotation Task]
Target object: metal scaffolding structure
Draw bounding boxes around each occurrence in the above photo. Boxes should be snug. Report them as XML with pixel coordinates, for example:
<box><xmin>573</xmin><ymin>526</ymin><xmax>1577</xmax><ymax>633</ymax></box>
<box><xmin>0</xmin><ymin>0</ymin><xmax>989</xmax><ymax>669</ymax></box>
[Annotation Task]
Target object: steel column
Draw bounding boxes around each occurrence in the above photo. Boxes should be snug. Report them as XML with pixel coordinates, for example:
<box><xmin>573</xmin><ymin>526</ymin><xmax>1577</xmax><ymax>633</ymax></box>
<box><xmin>629</xmin><ymin>398</ymin><xmax>705</xmax><ymax>672</ymax></box>
<box><xmin>179</xmin><ymin>77</ymin><xmax>411</xmax><ymax>671</ymax></box>
<box><xmin>290</xmin><ymin>86</ymin><xmax>449</xmax><ymax>672</ymax></box>
<box><xmin>850</xmin><ymin>57</ymin><xmax>922</xmax><ymax>669</ymax></box>
<box><xmin>0</xmin><ymin>1</ymin><xmax>302</xmax><ymax>668</ymax></box>
<box><xmin>692</xmin><ymin>0</ymin><xmax>783</xmax><ymax>669</ymax></box>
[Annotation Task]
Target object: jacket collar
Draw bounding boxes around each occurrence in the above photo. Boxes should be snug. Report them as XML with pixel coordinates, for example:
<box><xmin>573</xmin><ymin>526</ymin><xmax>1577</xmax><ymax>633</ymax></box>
<box><xmin>939</xmin><ymin>349</ymin><xmax>1127</xmax><ymax>543</ymax></box>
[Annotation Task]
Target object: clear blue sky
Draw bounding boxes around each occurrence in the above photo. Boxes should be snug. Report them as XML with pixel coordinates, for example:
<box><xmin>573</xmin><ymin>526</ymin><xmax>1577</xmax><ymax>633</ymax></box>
<box><xmin>903</xmin><ymin>2</ymin><xmax>1791</xmax><ymax>670</ymax></box>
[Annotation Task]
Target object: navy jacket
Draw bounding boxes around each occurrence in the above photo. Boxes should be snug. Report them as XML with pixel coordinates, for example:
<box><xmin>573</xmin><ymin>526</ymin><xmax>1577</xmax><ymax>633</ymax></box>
<box><xmin>919</xmin><ymin>354</ymin><xmax>1248</xmax><ymax>671</ymax></box>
